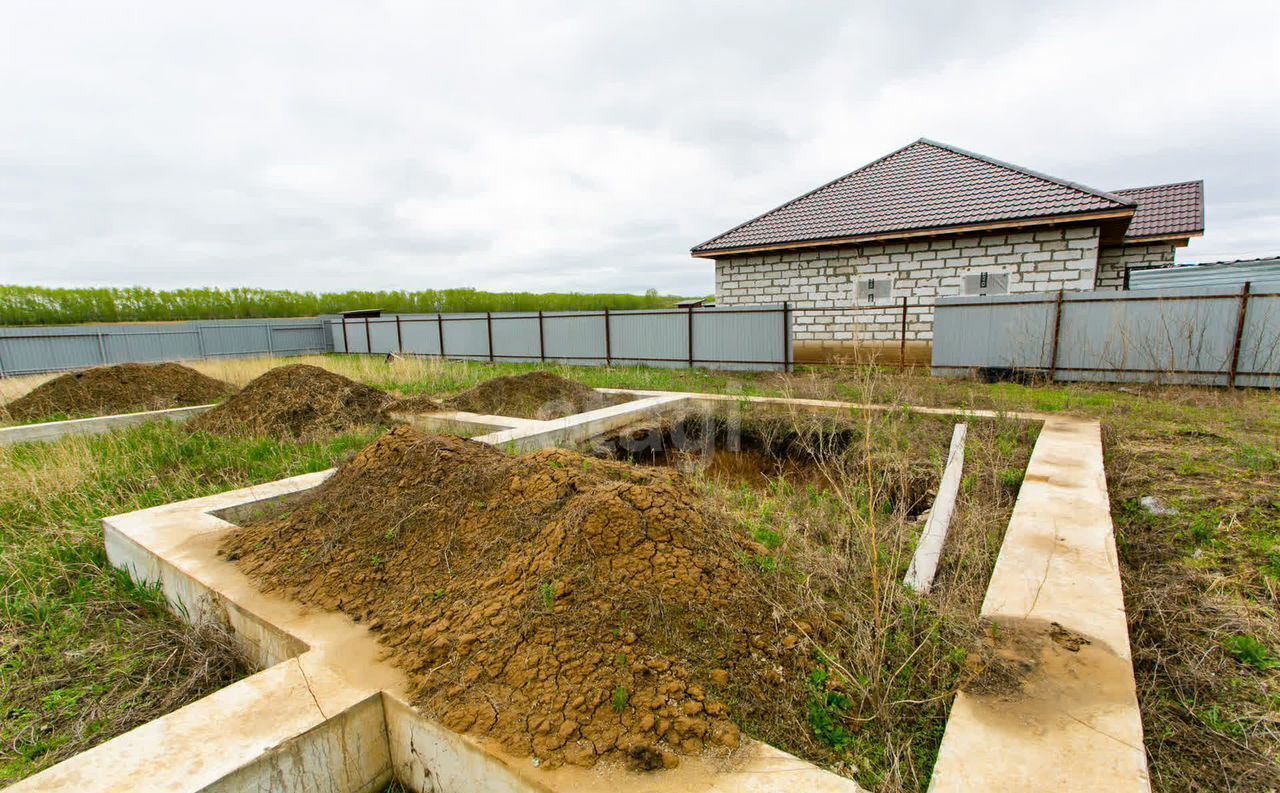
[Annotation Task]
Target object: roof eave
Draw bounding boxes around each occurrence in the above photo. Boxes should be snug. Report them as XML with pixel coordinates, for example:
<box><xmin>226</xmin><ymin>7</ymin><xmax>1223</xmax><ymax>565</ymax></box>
<box><xmin>1121</xmin><ymin>230</ymin><xmax>1204</xmax><ymax>244</ymax></box>
<box><xmin>691</xmin><ymin>208</ymin><xmax>1135</xmax><ymax>259</ymax></box>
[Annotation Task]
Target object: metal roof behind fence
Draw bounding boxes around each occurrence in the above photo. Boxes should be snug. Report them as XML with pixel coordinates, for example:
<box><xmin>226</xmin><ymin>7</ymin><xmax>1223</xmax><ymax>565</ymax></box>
<box><xmin>1129</xmin><ymin>257</ymin><xmax>1280</xmax><ymax>290</ymax></box>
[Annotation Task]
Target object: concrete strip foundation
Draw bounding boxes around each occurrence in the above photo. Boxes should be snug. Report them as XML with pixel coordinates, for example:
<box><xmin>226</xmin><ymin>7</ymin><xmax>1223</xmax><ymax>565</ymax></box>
<box><xmin>14</xmin><ymin>392</ymin><xmax>863</xmax><ymax>793</ymax></box>
<box><xmin>928</xmin><ymin>417</ymin><xmax>1150</xmax><ymax>792</ymax></box>
<box><xmin>0</xmin><ymin>404</ymin><xmax>212</xmax><ymax>447</ymax></box>
<box><xmin>903</xmin><ymin>423</ymin><xmax>966</xmax><ymax>594</ymax></box>
<box><xmin>15</xmin><ymin>389</ymin><xmax>1145</xmax><ymax>793</ymax></box>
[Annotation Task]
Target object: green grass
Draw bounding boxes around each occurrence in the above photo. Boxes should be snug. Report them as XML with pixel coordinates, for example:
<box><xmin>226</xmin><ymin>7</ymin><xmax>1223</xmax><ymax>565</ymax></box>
<box><xmin>0</xmin><ymin>285</ymin><xmax>695</xmax><ymax>325</ymax></box>
<box><xmin>3</xmin><ymin>355</ymin><xmax>1279</xmax><ymax>791</ymax></box>
<box><xmin>0</xmin><ymin>422</ymin><xmax>379</xmax><ymax>781</ymax></box>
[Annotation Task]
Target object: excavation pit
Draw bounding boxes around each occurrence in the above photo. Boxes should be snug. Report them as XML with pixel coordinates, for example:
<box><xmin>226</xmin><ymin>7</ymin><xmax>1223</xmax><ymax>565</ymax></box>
<box><xmin>587</xmin><ymin>406</ymin><xmax>948</xmax><ymax>517</ymax></box>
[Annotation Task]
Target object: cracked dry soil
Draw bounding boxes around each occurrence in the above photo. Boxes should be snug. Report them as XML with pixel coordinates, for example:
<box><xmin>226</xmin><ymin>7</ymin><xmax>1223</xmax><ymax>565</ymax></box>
<box><xmin>223</xmin><ymin>426</ymin><xmax>813</xmax><ymax>770</ymax></box>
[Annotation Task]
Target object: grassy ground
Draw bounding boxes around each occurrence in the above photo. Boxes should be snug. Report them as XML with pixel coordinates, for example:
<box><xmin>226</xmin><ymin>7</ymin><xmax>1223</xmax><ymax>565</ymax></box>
<box><xmin>1</xmin><ymin>355</ymin><xmax>1277</xmax><ymax>790</ymax></box>
<box><xmin>605</xmin><ymin>402</ymin><xmax>1038</xmax><ymax>789</ymax></box>
<box><xmin>0</xmin><ymin>422</ymin><xmax>379</xmax><ymax>781</ymax></box>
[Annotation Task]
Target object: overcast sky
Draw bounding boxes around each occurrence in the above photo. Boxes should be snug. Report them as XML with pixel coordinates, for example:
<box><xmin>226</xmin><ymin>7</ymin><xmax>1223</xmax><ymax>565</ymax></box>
<box><xmin>1</xmin><ymin>1</ymin><xmax>1277</xmax><ymax>296</ymax></box>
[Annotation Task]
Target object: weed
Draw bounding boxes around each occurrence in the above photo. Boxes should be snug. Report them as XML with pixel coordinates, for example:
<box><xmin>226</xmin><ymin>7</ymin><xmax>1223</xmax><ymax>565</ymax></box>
<box><xmin>806</xmin><ymin>665</ymin><xmax>854</xmax><ymax>750</ymax></box>
<box><xmin>611</xmin><ymin>686</ymin><xmax>629</xmax><ymax>713</ymax></box>
<box><xmin>1224</xmin><ymin>635</ymin><xmax>1279</xmax><ymax>671</ymax></box>
<box><xmin>1234</xmin><ymin>443</ymin><xmax>1279</xmax><ymax>472</ymax></box>
<box><xmin>539</xmin><ymin>581</ymin><xmax>556</xmax><ymax>609</ymax></box>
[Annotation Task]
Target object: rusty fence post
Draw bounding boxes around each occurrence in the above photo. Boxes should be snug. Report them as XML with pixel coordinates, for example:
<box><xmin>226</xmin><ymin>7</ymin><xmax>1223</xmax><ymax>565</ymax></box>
<box><xmin>687</xmin><ymin>306</ymin><xmax>695</xmax><ymax>369</ymax></box>
<box><xmin>363</xmin><ymin>316</ymin><xmax>372</xmax><ymax>354</ymax></box>
<box><xmin>1228</xmin><ymin>281</ymin><xmax>1252</xmax><ymax>388</ymax></box>
<box><xmin>395</xmin><ymin>315</ymin><xmax>403</xmax><ymax>354</ymax></box>
<box><xmin>782</xmin><ymin>302</ymin><xmax>791</xmax><ymax>373</ymax></box>
<box><xmin>1048</xmin><ymin>289</ymin><xmax>1065</xmax><ymax>381</ymax></box>
<box><xmin>341</xmin><ymin>316</ymin><xmax>349</xmax><ymax>354</ymax></box>
<box><xmin>899</xmin><ymin>296</ymin><xmax>908</xmax><ymax>370</ymax></box>
<box><xmin>603</xmin><ymin>307</ymin><xmax>612</xmax><ymax>366</ymax></box>
<box><xmin>436</xmin><ymin>313</ymin><xmax>445</xmax><ymax>359</ymax></box>
<box><xmin>486</xmin><ymin>311</ymin><xmax>495</xmax><ymax>363</ymax></box>
<box><xmin>537</xmin><ymin>310</ymin><xmax>546</xmax><ymax>362</ymax></box>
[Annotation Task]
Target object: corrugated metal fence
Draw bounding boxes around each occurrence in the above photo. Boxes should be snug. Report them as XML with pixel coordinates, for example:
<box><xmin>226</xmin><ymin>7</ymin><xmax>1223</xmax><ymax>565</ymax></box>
<box><xmin>332</xmin><ymin>307</ymin><xmax>791</xmax><ymax>371</ymax></box>
<box><xmin>0</xmin><ymin>318</ymin><xmax>333</xmax><ymax>376</ymax></box>
<box><xmin>931</xmin><ymin>283</ymin><xmax>1280</xmax><ymax>387</ymax></box>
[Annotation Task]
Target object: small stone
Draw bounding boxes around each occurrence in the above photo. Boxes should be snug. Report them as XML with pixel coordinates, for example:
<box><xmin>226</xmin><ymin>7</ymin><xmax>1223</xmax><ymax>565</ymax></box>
<box><xmin>1140</xmin><ymin>496</ymin><xmax>1177</xmax><ymax>516</ymax></box>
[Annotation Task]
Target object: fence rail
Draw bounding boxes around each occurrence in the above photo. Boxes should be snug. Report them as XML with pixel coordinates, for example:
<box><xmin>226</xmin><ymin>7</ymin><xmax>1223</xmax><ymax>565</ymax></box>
<box><xmin>931</xmin><ymin>282</ymin><xmax>1280</xmax><ymax>387</ymax></box>
<box><xmin>0</xmin><ymin>318</ymin><xmax>333</xmax><ymax>376</ymax></box>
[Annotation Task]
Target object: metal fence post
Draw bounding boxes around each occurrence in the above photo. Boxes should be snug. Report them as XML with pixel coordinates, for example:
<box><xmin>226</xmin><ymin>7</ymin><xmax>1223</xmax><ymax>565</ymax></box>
<box><xmin>1048</xmin><ymin>289</ymin><xmax>1065</xmax><ymax>381</ymax></box>
<box><xmin>436</xmin><ymin>313</ymin><xmax>445</xmax><ymax>358</ymax></box>
<box><xmin>395</xmin><ymin>315</ymin><xmax>403</xmax><ymax>353</ymax></box>
<box><xmin>899</xmin><ymin>296</ymin><xmax>908</xmax><ymax>370</ymax></box>
<box><xmin>537</xmin><ymin>310</ymin><xmax>546</xmax><ymax>362</ymax></box>
<box><xmin>603</xmin><ymin>307</ymin><xmax>612</xmax><ymax>366</ymax></box>
<box><xmin>782</xmin><ymin>302</ymin><xmax>790</xmax><ymax>373</ymax></box>
<box><xmin>363</xmin><ymin>316</ymin><xmax>372</xmax><ymax>354</ymax></box>
<box><xmin>341</xmin><ymin>317</ymin><xmax>350</xmax><ymax>354</ymax></box>
<box><xmin>486</xmin><ymin>311</ymin><xmax>495</xmax><ymax>363</ymax></box>
<box><xmin>1228</xmin><ymin>281</ymin><xmax>1252</xmax><ymax>388</ymax></box>
<box><xmin>687</xmin><ymin>306</ymin><xmax>695</xmax><ymax>369</ymax></box>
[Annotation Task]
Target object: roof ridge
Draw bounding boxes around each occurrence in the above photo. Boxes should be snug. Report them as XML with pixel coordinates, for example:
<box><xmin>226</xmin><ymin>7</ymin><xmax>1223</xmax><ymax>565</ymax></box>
<box><xmin>1111</xmin><ymin>179</ymin><xmax>1204</xmax><ymax>194</ymax></box>
<box><xmin>689</xmin><ymin>140</ymin><xmax>926</xmax><ymax>252</ymax></box>
<box><xmin>915</xmin><ymin>138</ymin><xmax>1137</xmax><ymax>208</ymax></box>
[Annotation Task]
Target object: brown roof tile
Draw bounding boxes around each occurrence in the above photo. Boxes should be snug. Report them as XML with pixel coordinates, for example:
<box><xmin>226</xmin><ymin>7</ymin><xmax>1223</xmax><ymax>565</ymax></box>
<box><xmin>692</xmin><ymin>139</ymin><xmax>1137</xmax><ymax>254</ymax></box>
<box><xmin>1110</xmin><ymin>181</ymin><xmax>1203</xmax><ymax>240</ymax></box>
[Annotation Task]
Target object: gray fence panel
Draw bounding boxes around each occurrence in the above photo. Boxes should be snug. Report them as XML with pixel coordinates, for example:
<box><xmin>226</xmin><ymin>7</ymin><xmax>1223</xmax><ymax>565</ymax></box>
<box><xmin>694</xmin><ymin>307</ymin><xmax>787</xmax><ymax>371</ymax></box>
<box><xmin>270</xmin><ymin>324</ymin><xmax>330</xmax><ymax>355</ymax></box>
<box><xmin>608</xmin><ymin>310</ymin><xmax>687</xmax><ymax>368</ymax></box>
<box><xmin>0</xmin><ymin>318</ymin><xmax>332</xmax><ymax>376</ymax></box>
<box><xmin>103</xmin><ymin>328</ymin><xmax>201</xmax><ymax>364</ymax></box>
<box><xmin>0</xmin><ymin>330</ymin><xmax>105</xmax><ymax>375</ymax></box>
<box><xmin>198</xmin><ymin>323</ymin><xmax>268</xmax><ymax>358</ymax></box>
<box><xmin>542</xmin><ymin>313</ymin><xmax>606</xmax><ymax>365</ymax></box>
<box><xmin>932</xmin><ymin>294</ymin><xmax>1056</xmax><ymax>369</ymax></box>
<box><xmin>1057</xmin><ymin>291</ymin><xmax>1236</xmax><ymax>383</ymax></box>
<box><xmin>932</xmin><ymin>286</ymin><xmax>1280</xmax><ymax>386</ymax></box>
<box><xmin>440</xmin><ymin>314</ymin><xmax>492</xmax><ymax>361</ymax></box>
<box><xmin>364</xmin><ymin>318</ymin><xmax>399</xmax><ymax>355</ymax></box>
<box><xmin>400</xmin><ymin>315</ymin><xmax>444</xmax><ymax>356</ymax></box>
<box><xmin>489</xmin><ymin>314</ymin><xmax>541</xmax><ymax>362</ymax></box>
<box><xmin>1237</xmin><ymin>293</ymin><xmax>1280</xmax><ymax>388</ymax></box>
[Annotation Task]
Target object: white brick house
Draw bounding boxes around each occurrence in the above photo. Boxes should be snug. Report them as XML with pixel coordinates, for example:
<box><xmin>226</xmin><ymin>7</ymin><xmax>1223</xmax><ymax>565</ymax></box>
<box><xmin>692</xmin><ymin>139</ymin><xmax>1203</xmax><ymax>362</ymax></box>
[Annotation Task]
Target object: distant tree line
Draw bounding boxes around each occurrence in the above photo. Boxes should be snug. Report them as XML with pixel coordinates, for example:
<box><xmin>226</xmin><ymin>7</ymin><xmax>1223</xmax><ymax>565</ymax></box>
<box><xmin>0</xmin><ymin>286</ymin><xmax>696</xmax><ymax>325</ymax></box>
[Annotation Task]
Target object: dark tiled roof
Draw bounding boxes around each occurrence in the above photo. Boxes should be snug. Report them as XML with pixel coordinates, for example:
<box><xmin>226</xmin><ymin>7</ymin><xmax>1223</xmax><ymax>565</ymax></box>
<box><xmin>1110</xmin><ymin>181</ymin><xmax>1203</xmax><ymax>240</ymax></box>
<box><xmin>692</xmin><ymin>139</ymin><xmax>1136</xmax><ymax>254</ymax></box>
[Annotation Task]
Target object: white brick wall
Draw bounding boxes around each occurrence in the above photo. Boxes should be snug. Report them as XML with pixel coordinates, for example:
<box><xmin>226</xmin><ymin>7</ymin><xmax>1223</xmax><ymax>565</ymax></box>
<box><xmin>1095</xmin><ymin>243</ymin><xmax>1177</xmax><ymax>289</ymax></box>
<box><xmin>713</xmin><ymin>226</ymin><xmax>1101</xmax><ymax>342</ymax></box>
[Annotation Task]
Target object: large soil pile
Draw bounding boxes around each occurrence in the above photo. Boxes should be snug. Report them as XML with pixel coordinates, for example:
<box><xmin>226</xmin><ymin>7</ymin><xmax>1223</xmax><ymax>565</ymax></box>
<box><xmin>189</xmin><ymin>364</ymin><xmax>392</xmax><ymax>439</ymax></box>
<box><xmin>224</xmin><ymin>426</ymin><xmax>800</xmax><ymax>769</ymax></box>
<box><xmin>4</xmin><ymin>363</ymin><xmax>234</xmax><ymax>422</ymax></box>
<box><xmin>445</xmin><ymin>371</ymin><xmax>631</xmax><ymax>419</ymax></box>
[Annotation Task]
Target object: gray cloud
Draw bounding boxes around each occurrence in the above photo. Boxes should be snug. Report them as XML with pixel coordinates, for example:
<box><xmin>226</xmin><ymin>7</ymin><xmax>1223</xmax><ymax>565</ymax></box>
<box><xmin>0</xmin><ymin>0</ymin><xmax>1276</xmax><ymax>295</ymax></box>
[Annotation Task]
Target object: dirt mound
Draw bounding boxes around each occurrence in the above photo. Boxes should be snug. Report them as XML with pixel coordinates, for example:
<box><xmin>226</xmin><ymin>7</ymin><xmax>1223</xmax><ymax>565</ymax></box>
<box><xmin>385</xmin><ymin>394</ymin><xmax>445</xmax><ymax>414</ymax></box>
<box><xmin>4</xmin><ymin>362</ymin><xmax>234</xmax><ymax>422</ymax></box>
<box><xmin>189</xmin><ymin>364</ymin><xmax>392</xmax><ymax>439</ymax></box>
<box><xmin>224</xmin><ymin>426</ymin><xmax>801</xmax><ymax>769</ymax></box>
<box><xmin>445</xmin><ymin>371</ymin><xmax>631</xmax><ymax>419</ymax></box>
